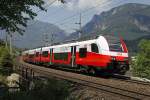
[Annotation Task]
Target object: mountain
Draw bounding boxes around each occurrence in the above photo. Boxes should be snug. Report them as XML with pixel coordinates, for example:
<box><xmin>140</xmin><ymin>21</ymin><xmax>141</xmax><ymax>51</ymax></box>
<box><xmin>125</xmin><ymin>35</ymin><xmax>150</xmax><ymax>54</ymax></box>
<box><xmin>69</xmin><ymin>3</ymin><xmax>150</xmax><ymax>40</ymax></box>
<box><xmin>1</xmin><ymin>20</ymin><xmax>67</xmax><ymax>49</ymax></box>
<box><xmin>68</xmin><ymin>3</ymin><xmax>150</xmax><ymax>54</ymax></box>
<box><xmin>81</xmin><ymin>3</ymin><xmax>150</xmax><ymax>40</ymax></box>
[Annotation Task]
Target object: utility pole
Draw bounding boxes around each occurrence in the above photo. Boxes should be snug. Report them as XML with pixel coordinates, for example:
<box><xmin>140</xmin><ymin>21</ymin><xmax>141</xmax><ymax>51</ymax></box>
<box><xmin>75</xmin><ymin>13</ymin><xmax>82</xmax><ymax>39</ymax></box>
<box><xmin>43</xmin><ymin>33</ymin><xmax>49</xmax><ymax>46</ymax></box>
<box><xmin>5</xmin><ymin>32</ymin><xmax>8</xmax><ymax>48</ymax></box>
<box><xmin>0</xmin><ymin>31</ymin><xmax>5</xmax><ymax>45</ymax></box>
<box><xmin>45</xmin><ymin>33</ymin><xmax>49</xmax><ymax>46</ymax></box>
<box><xmin>9</xmin><ymin>34</ymin><xmax>12</xmax><ymax>55</ymax></box>
<box><xmin>50</xmin><ymin>33</ymin><xmax>57</xmax><ymax>46</ymax></box>
<box><xmin>0</xmin><ymin>31</ymin><xmax>2</xmax><ymax>39</ymax></box>
<box><xmin>50</xmin><ymin>33</ymin><xmax>53</xmax><ymax>45</ymax></box>
<box><xmin>5</xmin><ymin>32</ymin><xmax>12</xmax><ymax>55</ymax></box>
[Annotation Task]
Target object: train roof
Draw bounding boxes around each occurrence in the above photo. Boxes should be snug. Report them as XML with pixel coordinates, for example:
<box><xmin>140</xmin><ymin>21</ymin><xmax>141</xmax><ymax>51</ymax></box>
<box><xmin>52</xmin><ymin>35</ymin><xmax>100</xmax><ymax>46</ymax></box>
<box><xmin>51</xmin><ymin>34</ymin><xmax>120</xmax><ymax>45</ymax></box>
<box><xmin>44</xmin><ymin>38</ymin><xmax>97</xmax><ymax>49</ymax></box>
<box><xmin>23</xmin><ymin>34</ymin><xmax>121</xmax><ymax>52</ymax></box>
<box><xmin>36</xmin><ymin>48</ymin><xmax>41</xmax><ymax>51</ymax></box>
<box><xmin>28</xmin><ymin>49</ymin><xmax>36</xmax><ymax>54</ymax></box>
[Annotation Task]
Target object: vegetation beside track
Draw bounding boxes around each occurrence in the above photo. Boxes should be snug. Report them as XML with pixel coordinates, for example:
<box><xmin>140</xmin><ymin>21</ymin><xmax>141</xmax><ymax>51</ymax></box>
<box><xmin>0</xmin><ymin>44</ymin><xmax>13</xmax><ymax>76</ymax></box>
<box><xmin>132</xmin><ymin>39</ymin><xmax>150</xmax><ymax>79</ymax></box>
<box><xmin>0</xmin><ymin>42</ymin><xmax>73</xmax><ymax>100</ymax></box>
<box><xmin>1</xmin><ymin>78</ymin><xmax>72</xmax><ymax>100</ymax></box>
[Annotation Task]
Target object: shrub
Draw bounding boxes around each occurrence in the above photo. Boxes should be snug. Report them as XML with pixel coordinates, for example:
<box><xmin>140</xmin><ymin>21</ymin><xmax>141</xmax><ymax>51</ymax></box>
<box><xmin>2</xmin><ymin>78</ymin><xmax>71</xmax><ymax>100</ymax></box>
<box><xmin>0</xmin><ymin>47</ymin><xmax>13</xmax><ymax>75</ymax></box>
<box><xmin>132</xmin><ymin>39</ymin><xmax>150</xmax><ymax>79</ymax></box>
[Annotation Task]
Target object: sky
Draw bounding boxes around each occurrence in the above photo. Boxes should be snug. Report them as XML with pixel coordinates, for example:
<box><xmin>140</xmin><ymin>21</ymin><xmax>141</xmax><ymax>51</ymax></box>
<box><xmin>35</xmin><ymin>0</ymin><xmax>150</xmax><ymax>34</ymax></box>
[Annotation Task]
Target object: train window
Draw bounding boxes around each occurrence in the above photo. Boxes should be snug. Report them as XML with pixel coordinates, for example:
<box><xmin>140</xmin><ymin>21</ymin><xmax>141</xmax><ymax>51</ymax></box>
<box><xmin>109</xmin><ymin>44</ymin><xmax>123</xmax><ymax>52</ymax></box>
<box><xmin>105</xmin><ymin>36</ymin><xmax>123</xmax><ymax>52</ymax></box>
<box><xmin>79</xmin><ymin>48</ymin><xmax>87</xmax><ymax>58</ymax></box>
<box><xmin>54</xmin><ymin>53</ymin><xmax>68</xmax><ymax>61</ymax></box>
<box><xmin>36</xmin><ymin>52</ymin><xmax>39</xmax><ymax>57</ymax></box>
<box><xmin>91</xmin><ymin>43</ymin><xmax>99</xmax><ymax>53</ymax></box>
<box><xmin>42</xmin><ymin>51</ymin><xmax>48</xmax><ymax>57</ymax></box>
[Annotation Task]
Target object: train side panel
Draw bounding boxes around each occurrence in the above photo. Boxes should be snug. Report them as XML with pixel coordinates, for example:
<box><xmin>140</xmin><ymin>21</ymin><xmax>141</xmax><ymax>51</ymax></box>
<box><xmin>52</xmin><ymin>46</ymin><xmax>71</xmax><ymax>65</ymax></box>
<box><xmin>22</xmin><ymin>35</ymin><xmax>129</xmax><ymax>74</ymax></box>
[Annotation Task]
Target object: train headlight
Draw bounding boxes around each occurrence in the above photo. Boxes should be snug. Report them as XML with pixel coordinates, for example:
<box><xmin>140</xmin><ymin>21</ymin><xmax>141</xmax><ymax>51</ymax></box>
<box><xmin>111</xmin><ymin>57</ymin><xmax>116</xmax><ymax>61</ymax></box>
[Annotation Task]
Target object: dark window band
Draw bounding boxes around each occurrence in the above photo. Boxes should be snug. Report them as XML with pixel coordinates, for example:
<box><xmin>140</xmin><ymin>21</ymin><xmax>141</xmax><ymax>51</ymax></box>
<box><xmin>54</xmin><ymin>52</ymin><xmax>68</xmax><ymax>61</ymax></box>
<box><xmin>79</xmin><ymin>48</ymin><xmax>87</xmax><ymax>58</ymax></box>
<box><xmin>42</xmin><ymin>51</ymin><xmax>48</xmax><ymax>57</ymax></box>
<box><xmin>91</xmin><ymin>43</ymin><xmax>99</xmax><ymax>53</ymax></box>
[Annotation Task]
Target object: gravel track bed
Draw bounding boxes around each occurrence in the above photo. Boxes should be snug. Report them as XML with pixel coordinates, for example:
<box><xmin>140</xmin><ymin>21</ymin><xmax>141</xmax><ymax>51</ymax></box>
<box><xmin>68</xmin><ymin>85</ymin><xmax>136</xmax><ymax>100</ymax></box>
<box><xmin>17</xmin><ymin>61</ymin><xmax>150</xmax><ymax>99</ymax></box>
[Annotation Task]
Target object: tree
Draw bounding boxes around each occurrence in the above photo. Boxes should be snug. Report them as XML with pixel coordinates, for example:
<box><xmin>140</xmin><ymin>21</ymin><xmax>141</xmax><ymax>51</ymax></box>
<box><xmin>132</xmin><ymin>39</ymin><xmax>150</xmax><ymax>79</ymax></box>
<box><xmin>59</xmin><ymin>0</ymin><xmax>66</xmax><ymax>3</ymax></box>
<box><xmin>0</xmin><ymin>0</ymin><xmax>45</xmax><ymax>34</ymax></box>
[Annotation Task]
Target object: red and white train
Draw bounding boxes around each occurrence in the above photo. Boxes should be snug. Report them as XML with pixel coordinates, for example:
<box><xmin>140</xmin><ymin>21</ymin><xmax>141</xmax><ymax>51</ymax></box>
<box><xmin>22</xmin><ymin>35</ymin><xmax>129</xmax><ymax>75</ymax></box>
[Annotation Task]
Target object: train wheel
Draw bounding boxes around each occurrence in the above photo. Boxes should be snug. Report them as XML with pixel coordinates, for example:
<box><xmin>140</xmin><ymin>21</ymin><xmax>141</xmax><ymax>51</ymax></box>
<box><xmin>88</xmin><ymin>67</ymin><xmax>96</xmax><ymax>75</ymax></box>
<box><xmin>117</xmin><ymin>64</ymin><xmax>128</xmax><ymax>75</ymax></box>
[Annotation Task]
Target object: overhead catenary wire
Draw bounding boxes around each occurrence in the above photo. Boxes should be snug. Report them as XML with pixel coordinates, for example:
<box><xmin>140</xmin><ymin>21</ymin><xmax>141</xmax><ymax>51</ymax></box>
<box><xmin>27</xmin><ymin>0</ymin><xmax>57</xmax><ymax>26</ymax></box>
<box><xmin>25</xmin><ymin>0</ymin><xmax>139</xmax><ymax>34</ymax></box>
<box><xmin>27</xmin><ymin>0</ymin><xmax>119</xmax><ymax>31</ymax></box>
<box><xmin>58</xmin><ymin>0</ymin><xmax>150</xmax><ymax>32</ymax></box>
<box><xmin>46</xmin><ymin>0</ymin><xmax>101</xmax><ymax>22</ymax></box>
<box><xmin>37</xmin><ymin>0</ymin><xmax>57</xmax><ymax>13</ymax></box>
<box><xmin>27</xmin><ymin>0</ymin><xmax>149</xmax><ymax>34</ymax></box>
<box><xmin>57</xmin><ymin>0</ymin><xmax>119</xmax><ymax>32</ymax></box>
<box><xmin>55</xmin><ymin>0</ymin><xmax>123</xmax><ymax>33</ymax></box>
<box><xmin>53</xmin><ymin>0</ymin><xmax>117</xmax><ymax>25</ymax></box>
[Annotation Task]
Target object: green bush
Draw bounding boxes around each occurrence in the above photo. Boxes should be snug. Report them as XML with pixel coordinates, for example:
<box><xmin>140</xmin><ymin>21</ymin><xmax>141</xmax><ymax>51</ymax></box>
<box><xmin>2</xmin><ymin>78</ymin><xmax>71</xmax><ymax>100</ymax></box>
<box><xmin>0</xmin><ymin>47</ymin><xmax>13</xmax><ymax>75</ymax></box>
<box><xmin>132</xmin><ymin>39</ymin><xmax>150</xmax><ymax>79</ymax></box>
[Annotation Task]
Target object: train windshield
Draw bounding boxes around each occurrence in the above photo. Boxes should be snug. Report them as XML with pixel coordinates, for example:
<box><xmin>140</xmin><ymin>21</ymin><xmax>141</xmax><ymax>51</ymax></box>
<box><xmin>109</xmin><ymin>44</ymin><xmax>123</xmax><ymax>52</ymax></box>
<box><xmin>105</xmin><ymin>35</ymin><xmax>123</xmax><ymax>52</ymax></box>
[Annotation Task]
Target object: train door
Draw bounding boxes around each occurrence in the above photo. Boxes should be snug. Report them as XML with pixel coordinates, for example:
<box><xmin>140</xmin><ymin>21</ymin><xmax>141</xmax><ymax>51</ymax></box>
<box><xmin>50</xmin><ymin>48</ymin><xmax>53</xmax><ymax>64</ymax></box>
<box><xmin>40</xmin><ymin>48</ymin><xmax>42</xmax><ymax>63</ymax></box>
<box><xmin>70</xmin><ymin>46</ymin><xmax>76</xmax><ymax>67</ymax></box>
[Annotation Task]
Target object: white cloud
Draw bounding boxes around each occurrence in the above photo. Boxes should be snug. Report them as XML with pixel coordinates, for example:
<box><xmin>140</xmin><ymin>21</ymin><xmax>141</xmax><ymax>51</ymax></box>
<box><xmin>52</xmin><ymin>0</ymin><xmax>62</xmax><ymax>7</ymax></box>
<box><xmin>51</xmin><ymin>0</ymin><xmax>111</xmax><ymax>11</ymax></box>
<box><xmin>78</xmin><ymin>0</ymin><xmax>104</xmax><ymax>9</ymax></box>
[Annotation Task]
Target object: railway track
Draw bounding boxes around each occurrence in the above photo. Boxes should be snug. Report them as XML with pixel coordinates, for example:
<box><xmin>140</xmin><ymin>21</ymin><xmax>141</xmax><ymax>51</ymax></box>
<box><xmin>58</xmin><ymin>67</ymin><xmax>150</xmax><ymax>86</ymax></box>
<box><xmin>111</xmin><ymin>74</ymin><xmax>150</xmax><ymax>86</ymax></box>
<box><xmin>16</xmin><ymin>61</ymin><xmax>150</xmax><ymax>100</ymax></box>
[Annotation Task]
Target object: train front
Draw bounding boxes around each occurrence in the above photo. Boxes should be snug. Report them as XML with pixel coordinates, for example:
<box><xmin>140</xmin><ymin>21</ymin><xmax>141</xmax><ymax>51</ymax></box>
<box><xmin>97</xmin><ymin>35</ymin><xmax>129</xmax><ymax>75</ymax></box>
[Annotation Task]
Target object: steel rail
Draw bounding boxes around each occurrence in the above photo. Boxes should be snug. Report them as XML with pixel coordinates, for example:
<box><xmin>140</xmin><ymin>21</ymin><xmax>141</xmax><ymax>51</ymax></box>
<box><xmin>17</xmin><ymin>62</ymin><xmax>150</xmax><ymax>100</ymax></box>
<box><xmin>111</xmin><ymin>74</ymin><xmax>150</xmax><ymax>86</ymax></box>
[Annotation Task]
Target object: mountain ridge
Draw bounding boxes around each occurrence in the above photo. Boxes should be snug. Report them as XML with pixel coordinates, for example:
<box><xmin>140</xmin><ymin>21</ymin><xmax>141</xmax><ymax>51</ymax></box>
<box><xmin>0</xmin><ymin>20</ymin><xmax>67</xmax><ymax>49</ymax></box>
<box><xmin>67</xmin><ymin>3</ymin><xmax>150</xmax><ymax>54</ymax></box>
<box><xmin>81</xmin><ymin>3</ymin><xmax>150</xmax><ymax>40</ymax></box>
